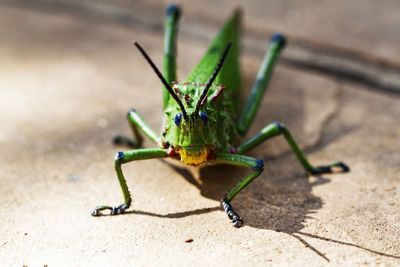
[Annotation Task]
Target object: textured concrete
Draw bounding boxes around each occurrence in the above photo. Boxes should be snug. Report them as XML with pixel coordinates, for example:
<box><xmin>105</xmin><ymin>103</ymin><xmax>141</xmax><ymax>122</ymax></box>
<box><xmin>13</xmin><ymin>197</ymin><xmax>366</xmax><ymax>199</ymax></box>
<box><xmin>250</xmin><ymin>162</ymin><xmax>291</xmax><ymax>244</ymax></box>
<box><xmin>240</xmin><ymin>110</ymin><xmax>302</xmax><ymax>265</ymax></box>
<box><xmin>0</xmin><ymin>2</ymin><xmax>399</xmax><ymax>266</ymax></box>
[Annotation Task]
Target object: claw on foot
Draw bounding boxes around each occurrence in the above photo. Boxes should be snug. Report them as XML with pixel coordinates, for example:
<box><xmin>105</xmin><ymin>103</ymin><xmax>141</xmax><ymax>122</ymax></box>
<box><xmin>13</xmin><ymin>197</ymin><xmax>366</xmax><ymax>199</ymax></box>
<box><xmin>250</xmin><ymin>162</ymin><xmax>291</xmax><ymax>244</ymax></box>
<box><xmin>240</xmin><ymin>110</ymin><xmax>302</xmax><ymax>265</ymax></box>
<box><xmin>311</xmin><ymin>161</ymin><xmax>350</xmax><ymax>175</ymax></box>
<box><xmin>333</xmin><ymin>161</ymin><xmax>350</xmax><ymax>173</ymax></box>
<box><xmin>231</xmin><ymin>216</ymin><xmax>244</xmax><ymax>228</ymax></box>
<box><xmin>91</xmin><ymin>204</ymin><xmax>129</xmax><ymax>216</ymax></box>
<box><xmin>91</xmin><ymin>209</ymin><xmax>101</xmax><ymax>216</ymax></box>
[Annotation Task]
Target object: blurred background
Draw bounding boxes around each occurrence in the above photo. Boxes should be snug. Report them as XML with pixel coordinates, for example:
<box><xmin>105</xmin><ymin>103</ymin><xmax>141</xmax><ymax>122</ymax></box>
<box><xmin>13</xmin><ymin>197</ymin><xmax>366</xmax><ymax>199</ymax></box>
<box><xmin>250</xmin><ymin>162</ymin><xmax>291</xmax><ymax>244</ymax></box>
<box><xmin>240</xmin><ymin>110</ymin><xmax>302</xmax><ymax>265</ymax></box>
<box><xmin>1</xmin><ymin>1</ymin><xmax>399</xmax><ymax>266</ymax></box>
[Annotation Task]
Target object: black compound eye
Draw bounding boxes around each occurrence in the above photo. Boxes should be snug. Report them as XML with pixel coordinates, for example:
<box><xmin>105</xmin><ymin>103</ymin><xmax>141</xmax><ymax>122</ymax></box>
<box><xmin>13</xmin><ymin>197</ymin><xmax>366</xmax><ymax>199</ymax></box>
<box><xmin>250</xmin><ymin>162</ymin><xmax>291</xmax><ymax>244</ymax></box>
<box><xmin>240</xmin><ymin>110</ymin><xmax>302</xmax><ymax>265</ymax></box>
<box><xmin>199</xmin><ymin>111</ymin><xmax>208</xmax><ymax>124</ymax></box>
<box><xmin>174</xmin><ymin>112</ymin><xmax>183</xmax><ymax>126</ymax></box>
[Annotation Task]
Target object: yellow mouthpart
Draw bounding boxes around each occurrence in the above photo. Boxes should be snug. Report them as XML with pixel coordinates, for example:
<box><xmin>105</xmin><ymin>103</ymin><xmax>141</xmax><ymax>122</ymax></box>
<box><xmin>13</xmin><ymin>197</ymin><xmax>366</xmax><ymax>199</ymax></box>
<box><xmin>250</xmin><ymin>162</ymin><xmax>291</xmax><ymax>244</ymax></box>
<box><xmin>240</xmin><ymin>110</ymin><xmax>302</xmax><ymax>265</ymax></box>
<box><xmin>178</xmin><ymin>147</ymin><xmax>209</xmax><ymax>166</ymax></box>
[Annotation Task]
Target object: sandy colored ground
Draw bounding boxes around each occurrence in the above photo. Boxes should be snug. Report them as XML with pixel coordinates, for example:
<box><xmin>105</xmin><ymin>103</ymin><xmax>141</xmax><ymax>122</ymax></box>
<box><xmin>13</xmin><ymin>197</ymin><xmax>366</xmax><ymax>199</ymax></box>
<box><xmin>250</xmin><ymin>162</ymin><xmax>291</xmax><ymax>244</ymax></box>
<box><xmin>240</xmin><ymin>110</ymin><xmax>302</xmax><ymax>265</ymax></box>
<box><xmin>0</xmin><ymin>1</ymin><xmax>399</xmax><ymax>266</ymax></box>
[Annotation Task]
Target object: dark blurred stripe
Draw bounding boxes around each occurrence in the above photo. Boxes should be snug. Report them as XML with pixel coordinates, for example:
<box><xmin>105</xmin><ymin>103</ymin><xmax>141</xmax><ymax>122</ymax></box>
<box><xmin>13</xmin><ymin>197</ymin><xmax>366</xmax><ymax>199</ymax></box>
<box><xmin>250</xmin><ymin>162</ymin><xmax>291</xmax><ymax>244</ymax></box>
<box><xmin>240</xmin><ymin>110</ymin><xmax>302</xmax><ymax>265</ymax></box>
<box><xmin>2</xmin><ymin>0</ymin><xmax>400</xmax><ymax>94</ymax></box>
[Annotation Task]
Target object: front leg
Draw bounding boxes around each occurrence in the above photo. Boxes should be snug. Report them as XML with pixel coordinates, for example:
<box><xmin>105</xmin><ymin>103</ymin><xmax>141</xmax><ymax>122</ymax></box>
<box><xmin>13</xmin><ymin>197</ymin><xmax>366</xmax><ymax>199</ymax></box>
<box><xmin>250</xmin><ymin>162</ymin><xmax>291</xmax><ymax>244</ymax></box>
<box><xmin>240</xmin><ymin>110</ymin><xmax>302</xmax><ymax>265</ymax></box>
<box><xmin>237</xmin><ymin>121</ymin><xmax>350</xmax><ymax>175</ymax></box>
<box><xmin>215</xmin><ymin>153</ymin><xmax>265</xmax><ymax>227</ymax></box>
<box><xmin>92</xmin><ymin>148</ymin><xmax>168</xmax><ymax>216</ymax></box>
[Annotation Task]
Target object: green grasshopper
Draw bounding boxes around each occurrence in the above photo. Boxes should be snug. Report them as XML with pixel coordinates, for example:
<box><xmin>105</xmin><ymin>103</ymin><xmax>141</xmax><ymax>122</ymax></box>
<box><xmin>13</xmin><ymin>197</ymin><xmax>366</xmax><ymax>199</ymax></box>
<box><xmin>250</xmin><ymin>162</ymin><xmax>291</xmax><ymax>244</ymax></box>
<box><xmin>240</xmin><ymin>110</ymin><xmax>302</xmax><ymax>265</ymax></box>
<box><xmin>92</xmin><ymin>5</ymin><xmax>349</xmax><ymax>227</ymax></box>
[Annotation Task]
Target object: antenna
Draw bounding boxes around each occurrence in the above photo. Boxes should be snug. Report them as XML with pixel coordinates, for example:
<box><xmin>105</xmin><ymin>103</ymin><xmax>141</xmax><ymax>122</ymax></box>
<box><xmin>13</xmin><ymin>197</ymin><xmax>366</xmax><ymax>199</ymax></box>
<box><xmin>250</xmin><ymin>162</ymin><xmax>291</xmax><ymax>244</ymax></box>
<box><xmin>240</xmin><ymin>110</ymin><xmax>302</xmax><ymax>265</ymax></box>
<box><xmin>134</xmin><ymin>42</ymin><xmax>188</xmax><ymax>120</ymax></box>
<box><xmin>195</xmin><ymin>42</ymin><xmax>232</xmax><ymax>114</ymax></box>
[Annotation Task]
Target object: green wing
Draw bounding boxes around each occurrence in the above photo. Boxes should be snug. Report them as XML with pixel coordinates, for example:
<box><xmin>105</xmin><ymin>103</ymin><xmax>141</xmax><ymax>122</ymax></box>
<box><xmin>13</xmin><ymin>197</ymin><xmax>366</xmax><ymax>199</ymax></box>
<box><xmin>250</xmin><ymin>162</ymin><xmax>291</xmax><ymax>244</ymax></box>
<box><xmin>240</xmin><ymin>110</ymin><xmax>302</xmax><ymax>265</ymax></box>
<box><xmin>186</xmin><ymin>10</ymin><xmax>242</xmax><ymax>106</ymax></box>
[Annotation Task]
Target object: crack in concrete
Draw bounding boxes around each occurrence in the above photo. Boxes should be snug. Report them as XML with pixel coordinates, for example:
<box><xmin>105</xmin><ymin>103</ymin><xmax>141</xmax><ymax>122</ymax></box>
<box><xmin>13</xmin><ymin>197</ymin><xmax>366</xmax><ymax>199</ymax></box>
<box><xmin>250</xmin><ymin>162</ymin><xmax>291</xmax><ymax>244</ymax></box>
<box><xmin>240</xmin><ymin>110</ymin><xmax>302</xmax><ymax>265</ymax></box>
<box><xmin>304</xmin><ymin>81</ymin><xmax>344</xmax><ymax>153</ymax></box>
<box><xmin>296</xmin><ymin>231</ymin><xmax>400</xmax><ymax>260</ymax></box>
<box><xmin>264</xmin><ymin>81</ymin><xmax>349</xmax><ymax>162</ymax></box>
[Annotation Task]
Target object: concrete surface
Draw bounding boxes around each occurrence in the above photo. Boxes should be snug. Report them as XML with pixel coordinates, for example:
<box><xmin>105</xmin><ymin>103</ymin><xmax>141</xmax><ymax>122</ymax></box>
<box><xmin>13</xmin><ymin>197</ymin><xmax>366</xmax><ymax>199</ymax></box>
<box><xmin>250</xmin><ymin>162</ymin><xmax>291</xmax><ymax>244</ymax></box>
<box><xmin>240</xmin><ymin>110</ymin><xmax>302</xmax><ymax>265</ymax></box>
<box><xmin>0</xmin><ymin>1</ymin><xmax>399</xmax><ymax>266</ymax></box>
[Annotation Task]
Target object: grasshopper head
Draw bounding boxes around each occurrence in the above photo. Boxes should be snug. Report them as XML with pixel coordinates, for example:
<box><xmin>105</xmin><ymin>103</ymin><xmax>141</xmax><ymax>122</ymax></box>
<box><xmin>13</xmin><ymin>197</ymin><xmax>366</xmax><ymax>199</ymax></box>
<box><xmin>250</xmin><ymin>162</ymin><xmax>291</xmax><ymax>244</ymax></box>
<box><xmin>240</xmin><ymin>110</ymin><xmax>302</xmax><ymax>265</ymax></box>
<box><xmin>166</xmin><ymin>108</ymin><xmax>214</xmax><ymax>166</ymax></box>
<box><xmin>134</xmin><ymin>41</ymin><xmax>232</xmax><ymax>166</ymax></box>
<box><xmin>163</xmin><ymin>42</ymin><xmax>232</xmax><ymax>166</ymax></box>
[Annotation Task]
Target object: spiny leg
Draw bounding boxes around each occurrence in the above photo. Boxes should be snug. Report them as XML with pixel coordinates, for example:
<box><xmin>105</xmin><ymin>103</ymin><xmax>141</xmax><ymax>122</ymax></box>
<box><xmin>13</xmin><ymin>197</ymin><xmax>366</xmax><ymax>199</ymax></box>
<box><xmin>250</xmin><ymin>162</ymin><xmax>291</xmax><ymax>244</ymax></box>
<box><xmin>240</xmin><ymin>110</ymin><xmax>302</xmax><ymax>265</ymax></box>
<box><xmin>237</xmin><ymin>122</ymin><xmax>350</xmax><ymax>175</ymax></box>
<box><xmin>113</xmin><ymin>109</ymin><xmax>160</xmax><ymax>148</ymax></box>
<box><xmin>214</xmin><ymin>153</ymin><xmax>264</xmax><ymax>227</ymax></box>
<box><xmin>92</xmin><ymin>148</ymin><xmax>168</xmax><ymax>216</ymax></box>
<box><xmin>162</xmin><ymin>4</ymin><xmax>181</xmax><ymax>109</ymax></box>
<box><xmin>237</xmin><ymin>33</ymin><xmax>286</xmax><ymax>136</ymax></box>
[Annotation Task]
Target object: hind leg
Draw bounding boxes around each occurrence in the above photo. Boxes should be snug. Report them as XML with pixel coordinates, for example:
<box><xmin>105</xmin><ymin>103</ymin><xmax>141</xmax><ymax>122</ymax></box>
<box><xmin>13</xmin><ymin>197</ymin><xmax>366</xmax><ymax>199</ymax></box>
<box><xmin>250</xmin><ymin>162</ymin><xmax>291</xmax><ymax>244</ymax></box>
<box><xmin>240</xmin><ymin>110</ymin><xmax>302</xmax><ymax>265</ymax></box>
<box><xmin>237</xmin><ymin>33</ymin><xmax>286</xmax><ymax>136</ymax></box>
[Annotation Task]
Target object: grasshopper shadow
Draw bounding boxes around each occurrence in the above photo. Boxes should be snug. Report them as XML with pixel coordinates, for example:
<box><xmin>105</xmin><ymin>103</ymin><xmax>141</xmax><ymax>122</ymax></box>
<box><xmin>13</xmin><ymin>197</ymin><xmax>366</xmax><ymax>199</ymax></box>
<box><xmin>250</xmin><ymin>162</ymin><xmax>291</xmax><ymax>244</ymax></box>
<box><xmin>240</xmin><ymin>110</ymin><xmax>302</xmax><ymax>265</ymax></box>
<box><xmin>170</xmin><ymin>157</ymin><xmax>328</xmax><ymax>233</ymax></box>
<box><xmin>169</xmin><ymin>149</ymin><xmax>400</xmax><ymax>261</ymax></box>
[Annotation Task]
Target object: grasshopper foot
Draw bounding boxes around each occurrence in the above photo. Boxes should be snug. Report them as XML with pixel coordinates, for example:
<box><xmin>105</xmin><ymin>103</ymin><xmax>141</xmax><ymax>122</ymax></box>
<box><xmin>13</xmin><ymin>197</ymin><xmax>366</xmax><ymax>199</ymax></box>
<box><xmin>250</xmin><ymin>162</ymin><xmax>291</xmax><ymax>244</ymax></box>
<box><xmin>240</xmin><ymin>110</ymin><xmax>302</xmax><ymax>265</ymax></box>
<box><xmin>310</xmin><ymin>161</ymin><xmax>350</xmax><ymax>175</ymax></box>
<box><xmin>91</xmin><ymin>204</ymin><xmax>129</xmax><ymax>216</ymax></box>
<box><xmin>221</xmin><ymin>198</ymin><xmax>243</xmax><ymax>228</ymax></box>
<box><xmin>112</xmin><ymin>135</ymin><xmax>141</xmax><ymax>148</ymax></box>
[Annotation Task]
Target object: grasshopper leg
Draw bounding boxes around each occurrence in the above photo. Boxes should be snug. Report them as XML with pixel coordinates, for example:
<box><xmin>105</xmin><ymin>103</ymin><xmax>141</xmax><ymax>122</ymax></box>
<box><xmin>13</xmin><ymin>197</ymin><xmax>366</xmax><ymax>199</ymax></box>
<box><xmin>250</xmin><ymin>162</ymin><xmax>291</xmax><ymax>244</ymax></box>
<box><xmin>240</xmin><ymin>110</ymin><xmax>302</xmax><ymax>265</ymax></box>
<box><xmin>113</xmin><ymin>109</ymin><xmax>160</xmax><ymax>148</ymax></box>
<box><xmin>214</xmin><ymin>153</ymin><xmax>265</xmax><ymax>227</ymax></box>
<box><xmin>92</xmin><ymin>148</ymin><xmax>168</xmax><ymax>216</ymax></box>
<box><xmin>237</xmin><ymin>33</ymin><xmax>286</xmax><ymax>136</ymax></box>
<box><xmin>237</xmin><ymin>121</ymin><xmax>350</xmax><ymax>174</ymax></box>
<box><xmin>162</xmin><ymin>4</ymin><xmax>181</xmax><ymax>108</ymax></box>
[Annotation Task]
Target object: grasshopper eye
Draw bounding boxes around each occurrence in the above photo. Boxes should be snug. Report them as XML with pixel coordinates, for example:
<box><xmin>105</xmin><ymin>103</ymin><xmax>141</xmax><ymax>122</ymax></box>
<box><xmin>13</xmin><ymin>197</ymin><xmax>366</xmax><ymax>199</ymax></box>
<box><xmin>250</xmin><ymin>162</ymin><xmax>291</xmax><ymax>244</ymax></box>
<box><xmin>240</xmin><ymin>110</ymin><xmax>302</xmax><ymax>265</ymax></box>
<box><xmin>174</xmin><ymin>112</ymin><xmax>183</xmax><ymax>126</ymax></box>
<box><xmin>199</xmin><ymin>111</ymin><xmax>208</xmax><ymax>124</ymax></box>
